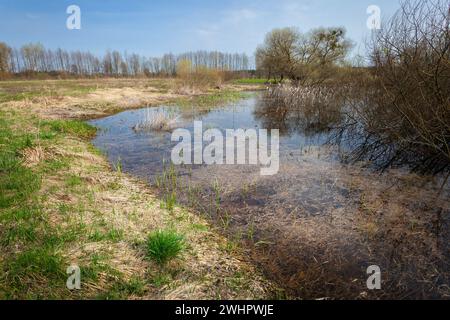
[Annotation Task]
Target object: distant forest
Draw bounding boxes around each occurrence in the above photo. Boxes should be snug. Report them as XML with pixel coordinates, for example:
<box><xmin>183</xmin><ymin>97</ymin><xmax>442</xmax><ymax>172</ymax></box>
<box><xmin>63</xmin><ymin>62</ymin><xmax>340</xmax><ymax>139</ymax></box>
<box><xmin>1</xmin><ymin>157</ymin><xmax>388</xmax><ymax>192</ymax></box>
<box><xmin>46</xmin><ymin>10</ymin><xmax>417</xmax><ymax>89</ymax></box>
<box><xmin>0</xmin><ymin>42</ymin><xmax>252</xmax><ymax>77</ymax></box>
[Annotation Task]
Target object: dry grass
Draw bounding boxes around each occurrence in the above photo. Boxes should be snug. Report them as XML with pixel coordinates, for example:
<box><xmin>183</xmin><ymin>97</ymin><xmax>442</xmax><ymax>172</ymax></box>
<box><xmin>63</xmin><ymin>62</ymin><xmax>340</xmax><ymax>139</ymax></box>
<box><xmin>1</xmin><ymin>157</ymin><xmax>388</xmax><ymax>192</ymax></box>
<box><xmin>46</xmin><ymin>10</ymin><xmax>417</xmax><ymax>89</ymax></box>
<box><xmin>133</xmin><ymin>108</ymin><xmax>178</xmax><ymax>132</ymax></box>
<box><xmin>0</xmin><ymin>78</ymin><xmax>263</xmax><ymax>119</ymax></box>
<box><xmin>0</xmin><ymin>79</ymin><xmax>274</xmax><ymax>300</ymax></box>
<box><xmin>47</xmin><ymin>139</ymin><xmax>273</xmax><ymax>299</ymax></box>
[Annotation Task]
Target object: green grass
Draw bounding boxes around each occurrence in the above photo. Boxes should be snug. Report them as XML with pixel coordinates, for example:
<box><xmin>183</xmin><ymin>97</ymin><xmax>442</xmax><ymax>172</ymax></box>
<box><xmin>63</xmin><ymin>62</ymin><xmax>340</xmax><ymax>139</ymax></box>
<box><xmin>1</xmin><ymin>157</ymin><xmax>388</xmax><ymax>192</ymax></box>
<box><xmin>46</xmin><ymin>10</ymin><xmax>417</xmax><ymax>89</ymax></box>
<box><xmin>0</xmin><ymin>91</ymin><xmax>49</xmax><ymax>103</ymax></box>
<box><xmin>9</xmin><ymin>247</ymin><xmax>65</xmax><ymax>278</ymax></box>
<box><xmin>145</xmin><ymin>229</ymin><xmax>185</xmax><ymax>266</ymax></box>
<box><xmin>80</xmin><ymin>252</ymin><xmax>117</xmax><ymax>282</ymax></box>
<box><xmin>0</xmin><ymin>111</ymin><xmax>101</xmax><ymax>298</ymax></box>
<box><xmin>2</xmin><ymin>246</ymin><xmax>66</xmax><ymax>298</ymax></box>
<box><xmin>1</xmin><ymin>221</ymin><xmax>38</xmax><ymax>246</ymax></box>
<box><xmin>89</xmin><ymin>228</ymin><xmax>125</xmax><ymax>243</ymax></box>
<box><xmin>0</xmin><ymin>82</ymin><xmax>97</xmax><ymax>103</ymax></box>
<box><xmin>65</xmin><ymin>174</ymin><xmax>83</xmax><ymax>188</ymax></box>
<box><xmin>0</xmin><ymin>118</ymin><xmax>40</xmax><ymax>209</ymax></box>
<box><xmin>0</xmin><ymin>165</ymin><xmax>41</xmax><ymax>208</ymax></box>
<box><xmin>41</xmin><ymin>158</ymin><xmax>71</xmax><ymax>173</ymax></box>
<box><xmin>161</xmin><ymin>192</ymin><xmax>177</xmax><ymax>212</ymax></box>
<box><xmin>96</xmin><ymin>277</ymin><xmax>148</xmax><ymax>300</ymax></box>
<box><xmin>150</xmin><ymin>273</ymin><xmax>172</xmax><ymax>288</ymax></box>
<box><xmin>41</xmin><ymin>120</ymin><xmax>97</xmax><ymax>140</ymax></box>
<box><xmin>174</xmin><ymin>90</ymin><xmax>249</xmax><ymax>109</ymax></box>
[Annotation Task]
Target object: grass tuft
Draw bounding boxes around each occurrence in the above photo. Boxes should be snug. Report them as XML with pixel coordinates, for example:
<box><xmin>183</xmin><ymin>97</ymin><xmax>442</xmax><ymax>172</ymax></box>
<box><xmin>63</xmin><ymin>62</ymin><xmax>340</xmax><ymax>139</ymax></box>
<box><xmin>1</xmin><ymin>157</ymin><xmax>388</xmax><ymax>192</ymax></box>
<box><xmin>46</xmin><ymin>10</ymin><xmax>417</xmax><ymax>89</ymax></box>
<box><xmin>145</xmin><ymin>229</ymin><xmax>184</xmax><ymax>265</ymax></box>
<box><xmin>42</xmin><ymin>120</ymin><xmax>97</xmax><ymax>140</ymax></box>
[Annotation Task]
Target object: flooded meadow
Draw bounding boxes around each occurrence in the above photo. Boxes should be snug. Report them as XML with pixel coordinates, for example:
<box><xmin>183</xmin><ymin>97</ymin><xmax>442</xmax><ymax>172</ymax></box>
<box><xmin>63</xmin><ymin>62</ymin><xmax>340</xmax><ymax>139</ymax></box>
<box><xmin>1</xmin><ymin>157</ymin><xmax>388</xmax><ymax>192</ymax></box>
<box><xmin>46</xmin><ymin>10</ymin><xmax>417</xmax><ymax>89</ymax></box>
<box><xmin>90</xmin><ymin>92</ymin><xmax>450</xmax><ymax>299</ymax></box>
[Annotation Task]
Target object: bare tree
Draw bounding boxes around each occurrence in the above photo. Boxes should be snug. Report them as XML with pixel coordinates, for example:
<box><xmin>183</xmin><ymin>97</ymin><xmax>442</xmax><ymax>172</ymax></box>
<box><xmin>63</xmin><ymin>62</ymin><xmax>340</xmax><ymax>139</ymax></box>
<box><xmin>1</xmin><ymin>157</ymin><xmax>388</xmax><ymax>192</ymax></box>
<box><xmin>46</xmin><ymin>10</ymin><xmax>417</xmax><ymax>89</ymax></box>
<box><xmin>339</xmin><ymin>0</ymin><xmax>450</xmax><ymax>174</ymax></box>
<box><xmin>0</xmin><ymin>41</ymin><xmax>251</xmax><ymax>78</ymax></box>
<box><xmin>256</xmin><ymin>27</ymin><xmax>353</xmax><ymax>84</ymax></box>
<box><xmin>0</xmin><ymin>42</ymin><xmax>12</xmax><ymax>75</ymax></box>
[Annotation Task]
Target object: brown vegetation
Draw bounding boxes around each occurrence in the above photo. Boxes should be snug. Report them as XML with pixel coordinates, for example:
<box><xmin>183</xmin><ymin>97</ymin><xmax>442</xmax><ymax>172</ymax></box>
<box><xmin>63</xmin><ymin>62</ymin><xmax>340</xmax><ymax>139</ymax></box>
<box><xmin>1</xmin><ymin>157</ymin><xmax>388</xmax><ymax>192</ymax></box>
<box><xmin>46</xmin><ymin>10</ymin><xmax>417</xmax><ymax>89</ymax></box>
<box><xmin>337</xmin><ymin>0</ymin><xmax>450</xmax><ymax>174</ymax></box>
<box><xmin>257</xmin><ymin>0</ymin><xmax>450</xmax><ymax>175</ymax></box>
<box><xmin>175</xmin><ymin>59</ymin><xmax>225</xmax><ymax>93</ymax></box>
<box><xmin>0</xmin><ymin>78</ymin><xmax>274</xmax><ymax>299</ymax></box>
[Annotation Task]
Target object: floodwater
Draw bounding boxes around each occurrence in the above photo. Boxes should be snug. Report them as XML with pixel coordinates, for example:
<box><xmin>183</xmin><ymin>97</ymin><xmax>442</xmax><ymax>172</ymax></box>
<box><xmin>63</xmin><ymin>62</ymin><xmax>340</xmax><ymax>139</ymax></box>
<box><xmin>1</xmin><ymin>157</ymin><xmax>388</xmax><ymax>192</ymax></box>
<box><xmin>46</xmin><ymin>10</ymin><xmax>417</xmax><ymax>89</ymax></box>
<box><xmin>90</xmin><ymin>93</ymin><xmax>450</xmax><ymax>299</ymax></box>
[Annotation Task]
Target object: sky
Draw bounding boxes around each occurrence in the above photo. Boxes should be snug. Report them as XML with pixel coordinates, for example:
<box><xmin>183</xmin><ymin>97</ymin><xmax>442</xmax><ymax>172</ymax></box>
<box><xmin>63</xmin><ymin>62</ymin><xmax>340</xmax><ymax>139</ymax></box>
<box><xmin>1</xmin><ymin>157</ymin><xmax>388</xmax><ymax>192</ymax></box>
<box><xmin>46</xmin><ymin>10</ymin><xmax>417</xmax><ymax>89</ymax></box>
<box><xmin>0</xmin><ymin>0</ymin><xmax>402</xmax><ymax>58</ymax></box>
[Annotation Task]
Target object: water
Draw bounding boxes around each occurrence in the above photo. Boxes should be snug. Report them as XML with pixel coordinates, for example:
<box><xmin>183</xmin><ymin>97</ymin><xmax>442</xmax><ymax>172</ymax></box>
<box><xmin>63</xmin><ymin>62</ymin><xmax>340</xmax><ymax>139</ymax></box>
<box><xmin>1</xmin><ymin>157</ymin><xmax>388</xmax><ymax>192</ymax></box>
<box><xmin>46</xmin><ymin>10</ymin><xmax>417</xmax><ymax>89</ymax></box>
<box><xmin>90</xmin><ymin>93</ymin><xmax>336</xmax><ymax>184</ymax></box>
<box><xmin>89</xmin><ymin>92</ymin><xmax>450</xmax><ymax>299</ymax></box>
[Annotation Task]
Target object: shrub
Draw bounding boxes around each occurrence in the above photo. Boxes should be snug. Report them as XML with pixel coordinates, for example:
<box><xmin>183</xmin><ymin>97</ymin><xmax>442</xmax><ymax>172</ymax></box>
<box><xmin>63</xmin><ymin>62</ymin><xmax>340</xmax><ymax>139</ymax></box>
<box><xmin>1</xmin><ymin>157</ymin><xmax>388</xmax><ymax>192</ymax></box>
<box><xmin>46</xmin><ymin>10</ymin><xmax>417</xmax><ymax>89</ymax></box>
<box><xmin>258</xmin><ymin>84</ymin><xmax>344</xmax><ymax>135</ymax></box>
<box><xmin>338</xmin><ymin>0</ymin><xmax>450</xmax><ymax>174</ymax></box>
<box><xmin>175</xmin><ymin>59</ymin><xmax>224</xmax><ymax>92</ymax></box>
<box><xmin>133</xmin><ymin>108</ymin><xmax>177</xmax><ymax>132</ymax></box>
<box><xmin>145</xmin><ymin>229</ymin><xmax>184</xmax><ymax>265</ymax></box>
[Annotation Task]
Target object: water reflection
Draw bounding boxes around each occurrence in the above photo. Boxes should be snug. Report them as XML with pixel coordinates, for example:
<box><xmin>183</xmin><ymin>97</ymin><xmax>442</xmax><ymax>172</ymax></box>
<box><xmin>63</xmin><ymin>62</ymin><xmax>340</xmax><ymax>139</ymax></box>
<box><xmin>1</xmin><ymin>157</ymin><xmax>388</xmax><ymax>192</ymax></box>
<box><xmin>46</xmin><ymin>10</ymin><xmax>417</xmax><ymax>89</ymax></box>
<box><xmin>89</xmin><ymin>92</ymin><xmax>449</xmax><ymax>299</ymax></box>
<box><xmin>89</xmin><ymin>93</ymin><xmax>334</xmax><ymax>182</ymax></box>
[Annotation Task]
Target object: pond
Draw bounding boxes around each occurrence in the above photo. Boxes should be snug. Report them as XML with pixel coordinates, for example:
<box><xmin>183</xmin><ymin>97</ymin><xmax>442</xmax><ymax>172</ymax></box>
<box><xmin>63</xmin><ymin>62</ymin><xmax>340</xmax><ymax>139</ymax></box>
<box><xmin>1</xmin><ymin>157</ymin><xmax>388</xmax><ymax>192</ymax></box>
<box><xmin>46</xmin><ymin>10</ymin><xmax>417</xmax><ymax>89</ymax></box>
<box><xmin>89</xmin><ymin>92</ymin><xmax>450</xmax><ymax>299</ymax></box>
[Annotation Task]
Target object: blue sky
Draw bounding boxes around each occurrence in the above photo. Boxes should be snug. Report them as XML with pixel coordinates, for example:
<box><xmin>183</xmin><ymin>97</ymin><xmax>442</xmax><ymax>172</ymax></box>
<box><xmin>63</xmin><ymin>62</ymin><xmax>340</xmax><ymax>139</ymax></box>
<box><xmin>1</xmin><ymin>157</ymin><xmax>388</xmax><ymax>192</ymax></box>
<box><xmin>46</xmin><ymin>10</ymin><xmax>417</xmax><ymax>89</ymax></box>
<box><xmin>0</xmin><ymin>0</ymin><xmax>401</xmax><ymax>57</ymax></box>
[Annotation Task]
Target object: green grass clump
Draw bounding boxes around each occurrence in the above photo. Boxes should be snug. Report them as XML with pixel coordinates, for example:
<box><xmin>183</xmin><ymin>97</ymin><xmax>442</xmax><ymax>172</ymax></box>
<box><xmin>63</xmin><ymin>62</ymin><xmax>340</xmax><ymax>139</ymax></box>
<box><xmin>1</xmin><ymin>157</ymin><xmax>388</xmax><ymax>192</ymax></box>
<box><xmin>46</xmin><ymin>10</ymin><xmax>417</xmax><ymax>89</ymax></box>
<box><xmin>145</xmin><ymin>229</ymin><xmax>185</xmax><ymax>265</ymax></box>
<box><xmin>42</xmin><ymin>120</ymin><xmax>97</xmax><ymax>140</ymax></box>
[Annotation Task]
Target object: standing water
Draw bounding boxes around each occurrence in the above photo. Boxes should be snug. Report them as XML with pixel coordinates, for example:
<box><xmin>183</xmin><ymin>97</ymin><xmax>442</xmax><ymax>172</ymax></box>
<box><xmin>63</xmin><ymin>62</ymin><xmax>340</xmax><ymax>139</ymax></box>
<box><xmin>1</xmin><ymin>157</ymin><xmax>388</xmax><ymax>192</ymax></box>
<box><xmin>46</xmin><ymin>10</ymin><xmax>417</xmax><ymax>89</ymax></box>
<box><xmin>90</xmin><ymin>92</ymin><xmax>450</xmax><ymax>299</ymax></box>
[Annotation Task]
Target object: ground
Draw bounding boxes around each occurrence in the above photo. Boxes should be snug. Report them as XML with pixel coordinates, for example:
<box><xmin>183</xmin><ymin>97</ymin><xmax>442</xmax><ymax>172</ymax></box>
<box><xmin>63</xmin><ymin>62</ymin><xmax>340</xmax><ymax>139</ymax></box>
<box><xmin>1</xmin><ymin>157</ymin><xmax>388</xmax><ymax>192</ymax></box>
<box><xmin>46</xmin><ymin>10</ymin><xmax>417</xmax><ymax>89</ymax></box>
<box><xmin>0</xmin><ymin>78</ymin><xmax>275</xmax><ymax>300</ymax></box>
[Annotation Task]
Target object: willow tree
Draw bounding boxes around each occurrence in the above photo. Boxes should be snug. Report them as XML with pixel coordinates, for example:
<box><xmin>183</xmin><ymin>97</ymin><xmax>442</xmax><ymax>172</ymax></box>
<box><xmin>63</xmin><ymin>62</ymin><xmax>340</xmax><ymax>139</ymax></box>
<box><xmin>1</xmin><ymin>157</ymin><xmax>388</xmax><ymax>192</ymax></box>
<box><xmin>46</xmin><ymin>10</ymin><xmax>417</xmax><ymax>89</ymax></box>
<box><xmin>256</xmin><ymin>27</ymin><xmax>353</xmax><ymax>85</ymax></box>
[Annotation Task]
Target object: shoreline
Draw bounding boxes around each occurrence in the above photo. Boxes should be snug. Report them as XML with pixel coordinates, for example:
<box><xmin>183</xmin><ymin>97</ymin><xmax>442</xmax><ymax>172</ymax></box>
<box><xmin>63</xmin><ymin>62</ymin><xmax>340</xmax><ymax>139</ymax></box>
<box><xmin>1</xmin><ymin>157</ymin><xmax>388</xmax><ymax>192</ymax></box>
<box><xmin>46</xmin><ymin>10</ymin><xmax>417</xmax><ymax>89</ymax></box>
<box><xmin>0</xmin><ymin>78</ymin><xmax>275</xmax><ymax>300</ymax></box>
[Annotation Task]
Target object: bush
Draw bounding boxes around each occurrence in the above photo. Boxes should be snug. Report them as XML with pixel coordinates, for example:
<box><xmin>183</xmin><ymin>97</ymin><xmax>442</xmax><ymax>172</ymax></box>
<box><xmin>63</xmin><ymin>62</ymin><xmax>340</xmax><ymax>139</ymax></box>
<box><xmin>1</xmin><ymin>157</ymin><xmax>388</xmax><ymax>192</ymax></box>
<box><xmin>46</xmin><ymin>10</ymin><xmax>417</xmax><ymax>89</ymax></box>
<box><xmin>175</xmin><ymin>59</ymin><xmax>224</xmax><ymax>92</ymax></box>
<box><xmin>145</xmin><ymin>230</ymin><xmax>184</xmax><ymax>265</ymax></box>
<box><xmin>258</xmin><ymin>84</ymin><xmax>345</xmax><ymax>135</ymax></box>
<box><xmin>133</xmin><ymin>108</ymin><xmax>177</xmax><ymax>132</ymax></box>
<box><xmin>338</xmin><ymin>0</ymin><xmax>450</xmax><ymax>174</ymax></box>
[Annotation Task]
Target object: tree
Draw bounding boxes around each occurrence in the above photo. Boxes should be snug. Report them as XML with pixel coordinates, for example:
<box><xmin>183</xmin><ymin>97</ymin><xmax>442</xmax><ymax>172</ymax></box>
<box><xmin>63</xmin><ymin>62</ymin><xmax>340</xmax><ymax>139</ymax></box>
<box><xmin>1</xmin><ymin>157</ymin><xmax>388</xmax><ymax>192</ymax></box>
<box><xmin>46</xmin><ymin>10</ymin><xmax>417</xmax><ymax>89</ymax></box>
<box><xmin>0</xmin><ymin>41</ymin><xmax>251</xmax><ymax>78</ymax></box>
<box><xmin>103</xmin><ymin>51</ymin><xmax>113</xmax><ymax>75</ymax></box>
<box><xmin>256</xmin><ymin>27</ymin><xmax>299</xmax><ymax>82</ymax></box>
<box><xmin>21</xmin><ymin>43</ymin><xmax>45</xmax><ymax>72</ymax></box>
<box><xmin>111</xmin><ymin>51</ymin><xmax>122</xmax><ymax>76</ymax></box>
<box><xmin>0</xmin><ymin>42</ymin><xmax>12</xmax><ymax>74</ymax></box>
<box><xmin>256</xmin><ymin>27</ymin><xmax>353</xmax><ymax>85</ymax></box>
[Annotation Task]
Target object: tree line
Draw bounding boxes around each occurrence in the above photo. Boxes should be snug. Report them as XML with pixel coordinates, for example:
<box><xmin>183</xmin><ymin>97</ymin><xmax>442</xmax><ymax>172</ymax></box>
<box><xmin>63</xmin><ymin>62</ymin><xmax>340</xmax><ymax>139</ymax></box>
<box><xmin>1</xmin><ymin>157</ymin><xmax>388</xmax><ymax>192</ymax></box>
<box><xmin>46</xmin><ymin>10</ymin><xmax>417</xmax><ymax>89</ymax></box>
<box><xmin>0</xmin><ymin>42</ymin><xmax>251</xmax><ymax>77</ymax></box>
